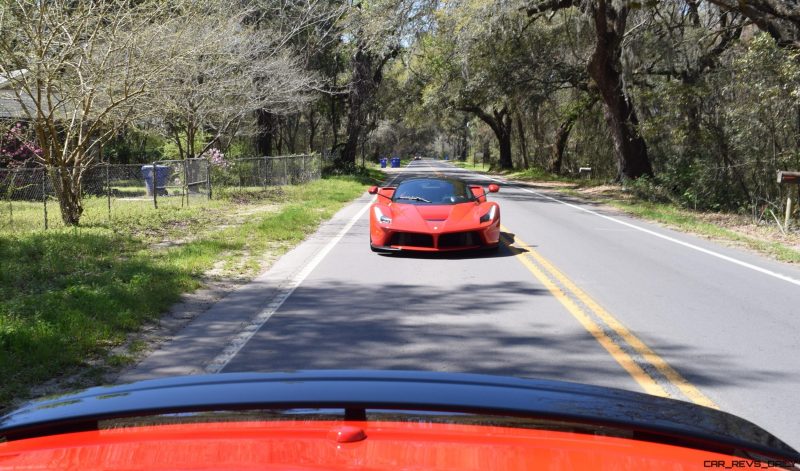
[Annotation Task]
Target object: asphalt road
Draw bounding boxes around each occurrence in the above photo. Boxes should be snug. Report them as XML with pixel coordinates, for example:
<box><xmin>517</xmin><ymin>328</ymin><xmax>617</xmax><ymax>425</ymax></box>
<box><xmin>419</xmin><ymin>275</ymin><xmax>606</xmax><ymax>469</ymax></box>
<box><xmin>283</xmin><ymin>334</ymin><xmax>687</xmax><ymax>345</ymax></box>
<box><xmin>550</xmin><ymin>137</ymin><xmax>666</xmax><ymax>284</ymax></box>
<box><xmin>123</xmin><ymin>159</ymin><xmax>800</xmax><ymax>448</ymax></box>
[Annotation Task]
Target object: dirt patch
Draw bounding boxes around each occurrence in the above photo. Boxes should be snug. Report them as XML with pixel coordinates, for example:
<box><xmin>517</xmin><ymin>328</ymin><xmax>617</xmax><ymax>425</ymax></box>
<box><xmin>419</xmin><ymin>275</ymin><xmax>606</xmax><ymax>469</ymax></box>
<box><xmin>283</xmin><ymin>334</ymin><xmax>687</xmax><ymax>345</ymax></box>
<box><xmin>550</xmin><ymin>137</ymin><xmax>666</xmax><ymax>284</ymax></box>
<box><xmin>224</xmin><ymin>187</ymin><xmax>286</xmax><ymax>204</ymax></box>
<box><xmin>575</xmin><ymin>186</ymin><xmax>799</xmax><ymax>258</ymax></box>
<box><xmin>231</xmin><ymin>204</ymin><xmax>281</xmax><ymax>225</ymax></box>
<box><xmin>141</xmin><ymin>204</ymin><xmax>280</xmax><ymax>252</ymax></box>
<box><xmin>526</xmin><ymin>181</ymin><xmax>579</xmax><ymax>189</ymax></box>
<box><xmin>574</xmin><ymin>184</ymin><xmax>634</xmax><ymax>200</ymax></box>
<box><xmin>695</xmin><ymin>212</ymin><xmax>800</xmax><ymax>251</ymax></box>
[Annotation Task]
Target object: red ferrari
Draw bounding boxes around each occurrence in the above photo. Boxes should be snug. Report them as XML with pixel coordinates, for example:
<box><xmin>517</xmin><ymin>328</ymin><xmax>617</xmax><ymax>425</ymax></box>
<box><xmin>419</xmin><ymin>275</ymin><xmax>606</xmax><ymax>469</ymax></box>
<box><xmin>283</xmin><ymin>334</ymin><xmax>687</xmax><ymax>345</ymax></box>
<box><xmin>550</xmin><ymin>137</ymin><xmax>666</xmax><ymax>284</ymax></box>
<box><xmin>368</xmin><ymin>177</ymin><xmax>501</xmax><ymax>252</ymax></box>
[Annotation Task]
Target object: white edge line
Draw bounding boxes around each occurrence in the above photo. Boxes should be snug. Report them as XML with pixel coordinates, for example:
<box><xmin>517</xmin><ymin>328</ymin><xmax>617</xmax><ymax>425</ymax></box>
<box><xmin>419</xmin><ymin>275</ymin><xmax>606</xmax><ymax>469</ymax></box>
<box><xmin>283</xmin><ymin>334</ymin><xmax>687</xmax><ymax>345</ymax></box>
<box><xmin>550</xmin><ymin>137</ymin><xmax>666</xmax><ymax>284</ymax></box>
<box><xmin>205</xmin><ymin>165</ymin><xmax>408</xmax><ymax>373</ymax></box>
<box><xmin>460</xmin><ymin>165</ymin><xmax>800</xmax><ymax>288</ymax></box>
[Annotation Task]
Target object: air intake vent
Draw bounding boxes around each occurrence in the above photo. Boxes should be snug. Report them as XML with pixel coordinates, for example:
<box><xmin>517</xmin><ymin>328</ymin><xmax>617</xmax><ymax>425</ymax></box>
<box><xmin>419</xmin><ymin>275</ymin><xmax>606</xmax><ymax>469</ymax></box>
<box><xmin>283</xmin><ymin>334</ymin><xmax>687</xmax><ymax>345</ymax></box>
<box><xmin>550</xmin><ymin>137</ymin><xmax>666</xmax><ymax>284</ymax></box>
<box><xmin>390</xmin><ymin>232</ymin><xmax>435</xmax><ymax>248</ymax></box>
<box><xmin>438</xmin><ymin>231</ymin><xmax>481</xmax><ymax>248</ymax></box>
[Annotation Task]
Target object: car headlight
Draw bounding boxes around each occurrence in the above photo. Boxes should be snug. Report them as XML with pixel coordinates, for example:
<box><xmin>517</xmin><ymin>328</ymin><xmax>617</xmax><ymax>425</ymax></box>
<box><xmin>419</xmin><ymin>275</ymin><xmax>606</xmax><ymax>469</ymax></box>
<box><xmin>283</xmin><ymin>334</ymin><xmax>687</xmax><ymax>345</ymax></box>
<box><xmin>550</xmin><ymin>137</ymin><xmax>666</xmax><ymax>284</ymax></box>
<box><xmin>479</xmin><ymin>205</ymin><xmax>497</xmax><ymax>223</ymax></box>
<box><xmin>374</xmin><ymin>206</ymin><xmax>392</xmax><ymax>224</ymax></box>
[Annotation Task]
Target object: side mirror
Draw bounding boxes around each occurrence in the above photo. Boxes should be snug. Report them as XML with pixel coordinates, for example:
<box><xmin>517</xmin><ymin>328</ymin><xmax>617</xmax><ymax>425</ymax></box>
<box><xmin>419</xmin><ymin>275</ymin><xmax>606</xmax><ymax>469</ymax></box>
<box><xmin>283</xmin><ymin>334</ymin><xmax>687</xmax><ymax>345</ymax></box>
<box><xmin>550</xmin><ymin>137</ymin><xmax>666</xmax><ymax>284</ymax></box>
<box><xmin>488</xmin><ymin>184</ymin><xmax>500</xmax><ymax>193</ymax></box>
<box><xmin>368</xmin><ymin>186</ymin><xmax>378</xmax><ymax>194</ymax></box>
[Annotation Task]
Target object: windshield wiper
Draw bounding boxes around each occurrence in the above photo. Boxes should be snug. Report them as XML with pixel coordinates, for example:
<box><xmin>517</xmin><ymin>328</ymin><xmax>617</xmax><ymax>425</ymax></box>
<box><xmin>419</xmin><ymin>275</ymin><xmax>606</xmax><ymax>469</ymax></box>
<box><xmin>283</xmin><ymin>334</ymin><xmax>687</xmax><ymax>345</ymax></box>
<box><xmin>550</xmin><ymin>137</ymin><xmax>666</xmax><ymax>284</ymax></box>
<box><xmin>396</xmin><ymin>196</ymin><xmax>432</xmax><ymax>203</ymax></box>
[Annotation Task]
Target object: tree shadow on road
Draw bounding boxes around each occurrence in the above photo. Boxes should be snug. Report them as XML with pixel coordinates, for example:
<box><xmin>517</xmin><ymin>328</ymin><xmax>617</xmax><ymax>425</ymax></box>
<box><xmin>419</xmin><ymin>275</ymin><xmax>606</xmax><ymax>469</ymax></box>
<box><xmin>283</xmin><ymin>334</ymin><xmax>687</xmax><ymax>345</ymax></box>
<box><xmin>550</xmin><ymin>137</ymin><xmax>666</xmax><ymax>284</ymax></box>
<box><xmin>218</xmin><ymin>278</ymin><xmax>791</xmax><ymax>400</ymax></box>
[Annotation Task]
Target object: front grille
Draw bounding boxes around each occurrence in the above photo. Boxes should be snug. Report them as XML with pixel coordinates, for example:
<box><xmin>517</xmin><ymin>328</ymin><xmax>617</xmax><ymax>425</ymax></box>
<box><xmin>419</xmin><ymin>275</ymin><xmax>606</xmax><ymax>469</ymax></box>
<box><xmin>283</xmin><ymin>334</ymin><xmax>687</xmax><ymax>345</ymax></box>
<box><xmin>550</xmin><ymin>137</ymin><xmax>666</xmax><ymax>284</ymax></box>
<box><xmin>438</xmin><ymin>231</ymin><xmax>481</xmax><ymax>248</ymax></box>
<box><xmin>389</xmin><ymin>232</ymin><xmax>435</xmax><ymax>248</ymax></box>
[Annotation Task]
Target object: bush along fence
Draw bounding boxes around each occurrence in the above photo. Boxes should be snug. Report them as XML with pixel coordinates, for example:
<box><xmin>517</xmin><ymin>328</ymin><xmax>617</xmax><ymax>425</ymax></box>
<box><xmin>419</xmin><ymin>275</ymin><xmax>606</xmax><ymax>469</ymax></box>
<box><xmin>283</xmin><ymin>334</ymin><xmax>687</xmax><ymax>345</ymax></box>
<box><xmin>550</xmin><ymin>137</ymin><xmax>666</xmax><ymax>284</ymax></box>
<box><xmin>0</xmin><ymin>154</ymin><xmax>322</xmax><ymax>231</ymax></box>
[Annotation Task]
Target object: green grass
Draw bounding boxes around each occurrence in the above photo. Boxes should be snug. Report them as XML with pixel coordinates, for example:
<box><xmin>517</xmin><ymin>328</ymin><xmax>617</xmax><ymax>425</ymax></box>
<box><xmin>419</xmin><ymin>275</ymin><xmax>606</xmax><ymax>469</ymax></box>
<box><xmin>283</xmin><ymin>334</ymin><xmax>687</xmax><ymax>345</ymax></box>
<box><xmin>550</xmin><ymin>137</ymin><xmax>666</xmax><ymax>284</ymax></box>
<box><xmin>453</xmin><ymin>162</ymin><xmax>601</xmax><ymax>185</ymax></box>
<box><xmin>555</xmin><ymin>186</ymin><xmax>800</xmax><ymax>263</ymax></box>
<box><xmin>452</xmin><ymin>160</ymin><xmax>488</xmax><ymax>172</ymax></box>
<box><xmin>464</xmin><ymin>163</ymin><xmax>800</xmax><ymax>264</ymax></box>
<box><xmin>0</xmin><ymin>176</ymin><xmax>371</xmax><ymax>409</ymax></box>
<box><xmin>507</xmin><ymin>167</ymin><xmax>572</xmax><ymax>182</ymax></box>
<box><xmin>1</xmin><ymin>194</ymin><xmax>230</xmax><ymax>237</ymax></box>
<box><xmin>605</xmin><ymin>199</ymin><xmax>800</xmax><ymax>264</ymax></box>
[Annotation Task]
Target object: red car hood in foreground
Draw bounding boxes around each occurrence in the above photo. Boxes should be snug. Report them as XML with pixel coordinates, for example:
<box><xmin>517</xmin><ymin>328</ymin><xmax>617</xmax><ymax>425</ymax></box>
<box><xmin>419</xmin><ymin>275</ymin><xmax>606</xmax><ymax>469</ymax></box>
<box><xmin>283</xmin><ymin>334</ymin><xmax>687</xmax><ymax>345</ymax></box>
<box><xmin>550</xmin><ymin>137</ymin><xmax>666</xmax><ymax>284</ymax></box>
<box><xmin>0</xmin><ymin>420</ymin><xmax>759</xmax><ymax>470</ymax></box>
<box><xmin>1</xmin><ymin>371</ymin><xmax>798</xmax><ymax>470</ymax></box>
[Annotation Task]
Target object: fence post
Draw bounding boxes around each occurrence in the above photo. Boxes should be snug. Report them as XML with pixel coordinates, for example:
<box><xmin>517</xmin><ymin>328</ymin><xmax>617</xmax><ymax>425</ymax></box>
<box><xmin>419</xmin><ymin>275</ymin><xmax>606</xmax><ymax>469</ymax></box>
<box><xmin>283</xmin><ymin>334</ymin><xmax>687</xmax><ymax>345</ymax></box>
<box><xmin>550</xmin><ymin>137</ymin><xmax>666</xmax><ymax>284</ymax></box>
<box><xmin>42</xmin><ymin>169</ymin><xmax>48</xmax><ymax>230</ymax></box>
<box><xmin>262</xmin><ymin>156</ymin><xmax>267</xmax><ymax>188</ymax></box>
<box><xmin>786</xmin><ymin>196</ymin><xmax>793</xmax><ymax>230</ymax></box>
<box><xmin>284</xmin><ymin>157</ymin><xmax>288</xmax><ymax>184</ymax></box>
<box><xmin>152</xmin><ymin>162</ymin><xmax>158</xmax><ymax>209</ymax></box>
<box><xmin>206</xmin><ymin>159</ymin><xmax>212</xmax><ymax>200</ymax></box>
<box><xmin>8</xmin><ymin>170</ymin><xmax>15</xmax><ymax>226</ymax></box>
<box><xmin>106</xmin><ymin>163</ymin><xmax>112</xmax><ymax>222</ymax></box>
<box><xmin>184</xmin><ymin>159</ymin><xmax>190</xmax><ymax>207</ymax></box>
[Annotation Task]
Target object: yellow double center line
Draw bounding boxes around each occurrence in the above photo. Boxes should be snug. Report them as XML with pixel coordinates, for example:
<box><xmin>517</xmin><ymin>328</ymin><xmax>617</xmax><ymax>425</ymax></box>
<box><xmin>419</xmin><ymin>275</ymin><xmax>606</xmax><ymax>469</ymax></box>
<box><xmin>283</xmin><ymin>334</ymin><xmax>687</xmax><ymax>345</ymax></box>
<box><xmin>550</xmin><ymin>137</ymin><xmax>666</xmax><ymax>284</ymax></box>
<box><xmin>429</xmin><ymin>163</ymin><xmax>714</xmax><ymax>406</ymax></box>
<box><xmin>501</xmin><ymin>225</ymin><xmax>718</xmax><ymax>409</ymax></box>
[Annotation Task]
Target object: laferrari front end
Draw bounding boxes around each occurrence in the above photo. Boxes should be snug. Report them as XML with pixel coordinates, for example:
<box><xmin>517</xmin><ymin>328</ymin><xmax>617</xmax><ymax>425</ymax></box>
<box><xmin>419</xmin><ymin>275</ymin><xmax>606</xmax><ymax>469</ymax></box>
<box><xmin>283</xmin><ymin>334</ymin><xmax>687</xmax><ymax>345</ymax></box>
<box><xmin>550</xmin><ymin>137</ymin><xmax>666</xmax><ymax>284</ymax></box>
<box><xmin>368</xmin><ymin>177</ymin><xmax>501</xmax><ymax>252</ymax></box>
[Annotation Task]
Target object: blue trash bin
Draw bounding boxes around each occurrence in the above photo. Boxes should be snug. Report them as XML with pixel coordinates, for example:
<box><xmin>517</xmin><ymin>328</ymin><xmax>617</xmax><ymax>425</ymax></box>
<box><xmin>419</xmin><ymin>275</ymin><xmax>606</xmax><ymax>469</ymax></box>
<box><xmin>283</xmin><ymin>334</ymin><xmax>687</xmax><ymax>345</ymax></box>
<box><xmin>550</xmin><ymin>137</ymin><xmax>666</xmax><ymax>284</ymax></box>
<box><xmin>391</xmin><ymin>157</ymin><xmax>400</xmax><ymax>168</ymax></box>
<box><xmin>380</xmin><ymin>158</ymin><xmax>387</xmax><ymax>168</ymax></box>
<box><xmin>141</xmin><ymin>165</ymin><xmax>172</xmax><ymax>196</ymax></box>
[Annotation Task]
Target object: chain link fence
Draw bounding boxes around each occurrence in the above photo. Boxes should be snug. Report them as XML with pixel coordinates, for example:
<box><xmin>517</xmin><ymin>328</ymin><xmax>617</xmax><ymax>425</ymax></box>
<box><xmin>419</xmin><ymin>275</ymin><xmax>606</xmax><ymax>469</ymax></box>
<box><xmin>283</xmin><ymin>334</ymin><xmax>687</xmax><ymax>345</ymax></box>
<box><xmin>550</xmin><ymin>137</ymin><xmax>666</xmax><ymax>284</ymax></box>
<box><xmin>212</xmin><ymin>154</ymin><xmax>322</xmax><ymax>190</ymax></box>
<box><xmin>0</xmin><ymin>154</ymin><xmax>321</xmax><ymax>231</ymax></box>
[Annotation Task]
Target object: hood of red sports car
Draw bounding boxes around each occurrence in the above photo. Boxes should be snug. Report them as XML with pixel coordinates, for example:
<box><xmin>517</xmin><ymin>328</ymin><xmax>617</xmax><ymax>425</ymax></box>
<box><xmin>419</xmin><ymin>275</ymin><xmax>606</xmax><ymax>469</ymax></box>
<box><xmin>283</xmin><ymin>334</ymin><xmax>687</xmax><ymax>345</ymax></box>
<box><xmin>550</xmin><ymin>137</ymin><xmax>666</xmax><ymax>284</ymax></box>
<box><xmin>387</xmin><ymin>202</ymin><xmax>488</xmax><ymax>231</ymax></box>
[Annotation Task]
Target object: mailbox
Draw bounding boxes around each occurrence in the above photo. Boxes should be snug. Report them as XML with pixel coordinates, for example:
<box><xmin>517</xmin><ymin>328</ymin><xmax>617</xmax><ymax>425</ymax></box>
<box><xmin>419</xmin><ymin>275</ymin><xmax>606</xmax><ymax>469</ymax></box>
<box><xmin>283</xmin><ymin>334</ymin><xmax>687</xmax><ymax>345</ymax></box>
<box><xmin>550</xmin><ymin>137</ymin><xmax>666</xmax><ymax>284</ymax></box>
<box><xmin>778</xmin><ymin>171</ymin><xmax>800</xmax><ymax>228</ymax></box>
<box><xmin>777</xmin><ymin>171</ymin><xmax>800</xmax><ymax>184</ymax></box>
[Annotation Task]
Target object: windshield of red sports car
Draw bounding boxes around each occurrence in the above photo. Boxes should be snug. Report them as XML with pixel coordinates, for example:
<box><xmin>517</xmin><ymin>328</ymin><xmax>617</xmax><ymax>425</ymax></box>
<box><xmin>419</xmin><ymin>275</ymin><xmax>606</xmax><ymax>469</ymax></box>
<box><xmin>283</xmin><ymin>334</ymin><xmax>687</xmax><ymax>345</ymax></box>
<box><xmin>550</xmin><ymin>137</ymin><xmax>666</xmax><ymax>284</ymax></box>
<box><xmin>392</xmin><ymin>179</ymin><xmax>475</xmax><ymax>205</ymax></box>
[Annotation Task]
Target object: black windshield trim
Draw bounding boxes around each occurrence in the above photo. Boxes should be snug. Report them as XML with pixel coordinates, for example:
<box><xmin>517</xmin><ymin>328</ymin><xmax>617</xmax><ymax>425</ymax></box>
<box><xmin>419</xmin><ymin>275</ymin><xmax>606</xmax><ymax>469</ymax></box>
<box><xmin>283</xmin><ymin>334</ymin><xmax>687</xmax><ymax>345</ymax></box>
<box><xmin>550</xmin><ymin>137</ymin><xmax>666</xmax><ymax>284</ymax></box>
<box><xmin>391</xmin><ymin>178</ymin><xmax>476</xmax><ymax>205</ymax></box>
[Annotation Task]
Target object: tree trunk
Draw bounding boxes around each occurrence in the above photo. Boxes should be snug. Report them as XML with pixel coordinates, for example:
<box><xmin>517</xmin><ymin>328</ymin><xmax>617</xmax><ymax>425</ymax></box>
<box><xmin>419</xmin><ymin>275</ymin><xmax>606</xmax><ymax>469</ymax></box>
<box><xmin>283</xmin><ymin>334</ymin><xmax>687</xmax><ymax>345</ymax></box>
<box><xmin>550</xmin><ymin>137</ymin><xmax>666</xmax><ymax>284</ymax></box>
<box><xmin>276</xmin><ymin>116</ymin><xmax>284</xmax><ymax>155</ymax></box>
<box><xmin>339</xmin><ymin>43</ymin><xmax>373</xmax><ymax>167</ymax></box>
<box><xmin>53</xmin><ymin>166</ymin><xmax>84</xmax><ymax>226</ymax></box>
<box><xmin>256</xmin><ymin>109</ymin><xmax>274</xmax><ymax>156</ymax></box>
<box><xmin>186</xmin><ymin>121</ymin><xmax>196</xmax><ymax>160</ymax></box>
<box><xmin>338</xmin><ymin>40</ymin><xmax>397</xmax><ymax>168</ymax></box>
<box><xmin>587</xmin><ymin>0</ymin><xmax>652</xmax><ymax>180</ymax></box>
<box><xmin>549</xmin><ymin>116</ymin><xmax>576</xmax><ymax>175</ymax></box>
<box><xmin>460</xmin><ymin>117</ymin><xmax>468</xmax><ymax>161</ymax></box>
<box><xmin>515</xmin><ymin>111</ymin><xmax>530</xmax><ymax>168</ymax></box>
<box><xmin>549</xmin><ymin>96</ymin><xmax>596</xmax><ymax>174</ymax></box>
<box><xmin>533</xmin><ymin>108</ymin><xmax>544</xmax><ymax>167</ymax></box>
<box><xmin>170</xmin><ymin>125</ymin><xmax>185</xmax><ymax>161</ymax></box>
<box><xmin>308</xmin><ymin>109</ymin><xmax>318</xmax><ymax>152</ymax></box>
<box><xmin>329</xmin><ymin>95</ymin><xmax>340</xmax><ymax>152</ymax></box>
<box><xmin>705</xmin><ymin>0</ymin><xmax>800</xmax><ymax>50</ymax></box>
<box><xmin>498</xmin><ymin>124</ymin><xmax>513</xmax><ymax>170</ymax></box>
<box><xmin>463</xmin><ymin>105</ymin><xmax>514</xmax><ymax>170</ymax></box>
<box><xmin>286</xmin><ymin>114</ymin><xmax>300</xmax><ymax>154</ymax></box>
<box><xmin>341</xmin><ymin>112</ymin><xmax>362</xmax><ymax>167</ymax></box>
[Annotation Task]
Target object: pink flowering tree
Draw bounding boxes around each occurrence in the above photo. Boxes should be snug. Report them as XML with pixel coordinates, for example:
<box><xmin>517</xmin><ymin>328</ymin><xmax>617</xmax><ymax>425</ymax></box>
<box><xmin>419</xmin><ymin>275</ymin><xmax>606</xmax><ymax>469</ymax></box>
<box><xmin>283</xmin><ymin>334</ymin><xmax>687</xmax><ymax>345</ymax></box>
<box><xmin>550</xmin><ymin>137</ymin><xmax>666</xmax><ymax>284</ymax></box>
<box><xmin>0</xmin><ymin>122</ymin><xmax>42</xmax><ymax>168</ymax></box>
<box><xmin>0</xmin><ymin>1</ymin><xmax>199</xmax><ymax>225</ymax></box>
